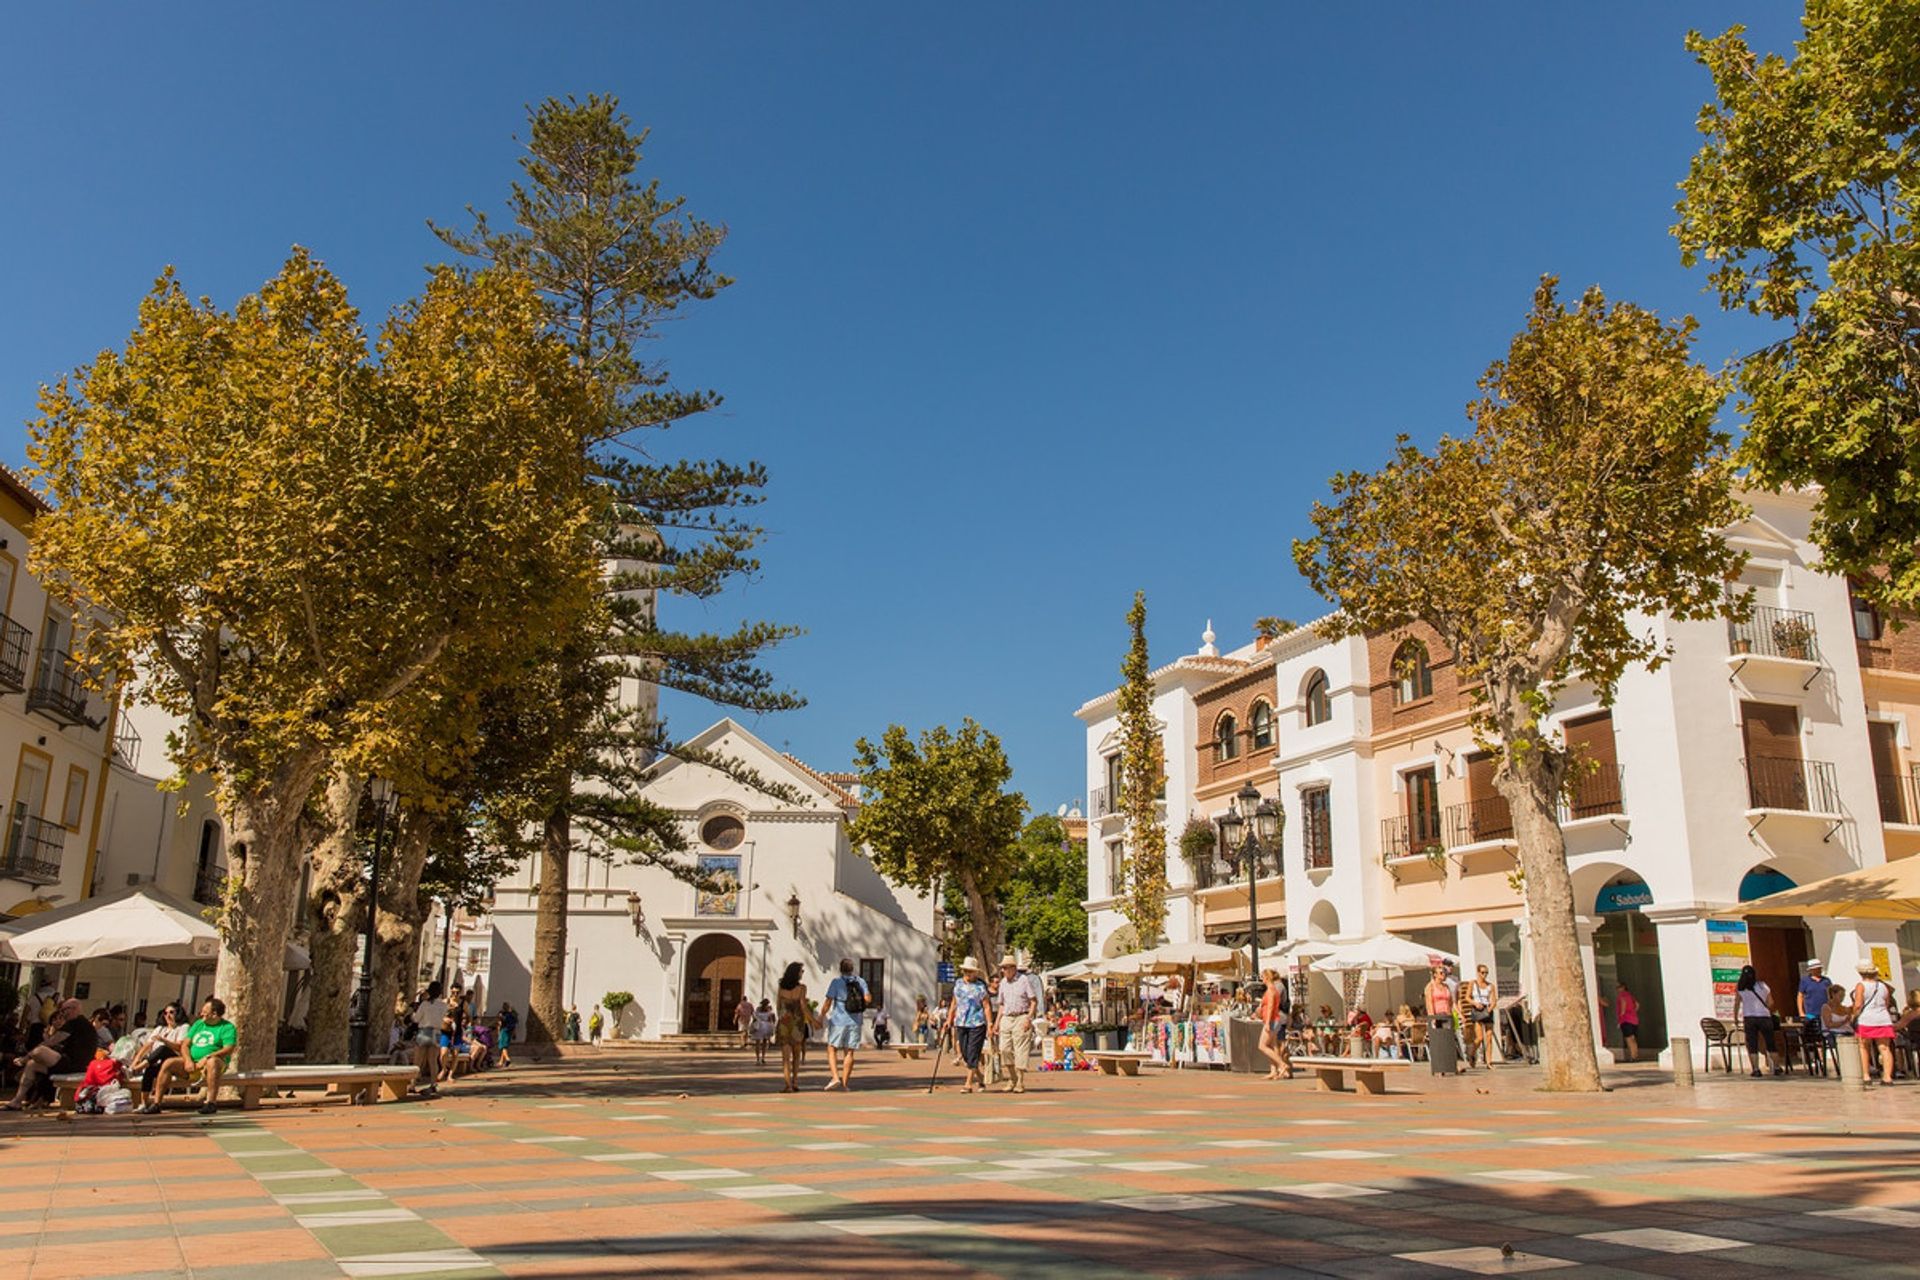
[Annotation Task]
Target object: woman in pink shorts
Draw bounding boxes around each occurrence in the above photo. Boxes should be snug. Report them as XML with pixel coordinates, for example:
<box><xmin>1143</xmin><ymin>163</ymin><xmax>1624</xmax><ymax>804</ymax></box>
<box><xmin>1851</xmin><ymin>959</ymin><xmax>1899</xmax><ymax>1085</ymax></box>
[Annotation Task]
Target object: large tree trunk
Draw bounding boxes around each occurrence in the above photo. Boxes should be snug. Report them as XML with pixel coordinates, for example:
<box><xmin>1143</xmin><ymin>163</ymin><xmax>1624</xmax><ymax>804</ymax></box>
<box><xmin>301</xmin><ymin>769</ymin><xmax>364</xmax><ymax>1064</ymax></box>
<box><xmin>527</xmin><ymin>796</ymin><xmax>572</xmax><ymax>1047</ymax></box>
<box><xmin>1502</xmin><ymin>763</ymin><xmax>1605</xmax><ymax>1092</ymax></box>
<box><xmin>369</xmin><ymin>810</ymin><xmax>437</xmax><ymax>1057</ymax></box>
<box><xmin>957</xmin><ymin>868</ymin><xmax>1005</xmax><ymax>969</ymax></box>
<box><xmin>213</xmin><ymin>755</ymin><xmax>326</xmax><ymax>1073</ymax></box>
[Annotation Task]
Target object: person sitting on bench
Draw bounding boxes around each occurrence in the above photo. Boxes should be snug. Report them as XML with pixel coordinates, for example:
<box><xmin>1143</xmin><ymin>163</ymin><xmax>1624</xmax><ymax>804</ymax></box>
<box><xmin>3</xmin><ymin>998</ymin><xmax>94</xmax><ymax>1110</ymax></box>
<box><xmin>143</xmin><ymin>997</ymin><xmax>236</xmax><ymax>1115</ymax></box>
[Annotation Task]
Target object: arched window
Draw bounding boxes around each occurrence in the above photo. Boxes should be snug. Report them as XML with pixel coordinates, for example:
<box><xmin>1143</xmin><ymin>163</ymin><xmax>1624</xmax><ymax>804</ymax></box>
<box><xmin>1215</xmin><ymin>712</ymin><xmax>1239</xmax><ymax>760</ymax></box>
<box><xmin>1392</xmin><ymin>640</ymin><xmax>1432</xmax><ymax>705</ymax></box>
<box><xmin>1249</xmin><ymin>701</ymin><xmax>1274</xmax><ymax>749</ymax></box>
<box><xmin>1303</xmin><ymin>670</ymin><xmax>1332</xmax><ymax>726</ymax></box>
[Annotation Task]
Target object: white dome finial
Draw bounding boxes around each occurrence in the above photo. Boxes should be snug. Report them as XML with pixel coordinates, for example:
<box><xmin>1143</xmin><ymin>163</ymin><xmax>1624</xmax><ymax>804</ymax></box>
<box><xmin>1199</xmin><ymin>619</ymin><xmax>1218</xmax><ymax>658</ymax></box>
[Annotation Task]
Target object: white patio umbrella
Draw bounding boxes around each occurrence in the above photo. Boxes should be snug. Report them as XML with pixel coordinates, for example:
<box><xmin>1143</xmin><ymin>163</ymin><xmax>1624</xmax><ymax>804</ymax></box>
<box><xmin>1045</xmin><ymin>959</ymin><xmax>1095</xmax><ymax>981</ymax></box>
<box><xmin>0</xmin><ymin>884</ymin><xmax>311</xmax><ymax>970</ymax></box>
<box><xmin>1140</xmin><ymin>941</ymin><xmax>1244</xmax><ymax>973</ymax></box>
<box><xmin>1309</xmin><ymin>933</ymin><xmax>1461</xmax><ymax>974</ymax></box>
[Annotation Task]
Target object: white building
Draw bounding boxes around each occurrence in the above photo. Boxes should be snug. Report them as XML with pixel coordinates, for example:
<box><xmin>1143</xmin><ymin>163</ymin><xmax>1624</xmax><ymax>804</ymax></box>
<box><xmin>1075</xmin><ymin>490</ymin><xmax>1916</xmax><ymax>1064</ymax></box>
<box><xmin>487</xmin><ymin>718</ymin><xmax>937</xmax><ymax>1038</ymax></box>
<box><xmin>0</xmin><ymin>466</ymin><xmax>224</xmax><ymax>1022</ymax></box>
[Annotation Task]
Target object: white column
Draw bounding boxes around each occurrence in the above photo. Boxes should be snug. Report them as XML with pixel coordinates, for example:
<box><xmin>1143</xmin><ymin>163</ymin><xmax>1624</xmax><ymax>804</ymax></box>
<box><xmin>1644</xmin><ymin>909</ymin><xmax>1714</xmax><ymax>1071</ymax></box>
<box><xmin>1824</xmin><ymin>919</ymin><xmax>1906</xmax><ymax>997</ymax></box>
<box><xmin>1574</xmin><ymin>916</ymin><xmax>1602</xmax><ymax>1047</ymax></box>
<box><xmin>1456</xmin><ymin>920</ymin><xmax>1498</xmax><ymax>978</ymax></box>
<box><xmin>659</xmin><ymin>932</ymin><xmax>685</xmax><ymax>1036</ymax></box>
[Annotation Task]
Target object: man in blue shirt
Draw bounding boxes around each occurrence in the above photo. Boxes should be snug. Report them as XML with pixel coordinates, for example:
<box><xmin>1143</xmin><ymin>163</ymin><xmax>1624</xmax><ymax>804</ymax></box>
<box><xmin>1796</xmin><ymin>959</ymin><xmax>1832</xmax><ymax>1034</ymax></box>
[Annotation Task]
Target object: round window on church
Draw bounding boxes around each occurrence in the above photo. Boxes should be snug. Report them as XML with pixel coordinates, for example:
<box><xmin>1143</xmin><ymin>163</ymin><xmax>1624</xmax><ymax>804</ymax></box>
<box><xmin>701</xmin><ymin>814</ymin><xmax>746</xmax><ymax>850</ymax></box>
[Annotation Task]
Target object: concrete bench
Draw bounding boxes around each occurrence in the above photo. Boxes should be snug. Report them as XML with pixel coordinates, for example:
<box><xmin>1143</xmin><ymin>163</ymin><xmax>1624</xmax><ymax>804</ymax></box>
<box><xmin>223</xmin><ymin>1065</ymin><xmax>419</xmax><ymax>1110</ymax></box>
<box><xmin>1292</xmin><ymin>1054</ymin><xmax>1414</xmax><ymax>1096</ymax></box>
<box><xmin>1085</xmin><ymin>1051</ymin><xmax>1153</xmax><ymax>1077</ymax></box>
<box><xmin>892</xmin><ymin>1043</ymin><xmax>928</xmax><ymax>1059</ymax></box>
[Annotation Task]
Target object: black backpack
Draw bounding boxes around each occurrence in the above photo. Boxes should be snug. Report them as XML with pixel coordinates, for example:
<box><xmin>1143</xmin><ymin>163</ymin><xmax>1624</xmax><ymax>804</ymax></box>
<box><xmin>841</xmin><ymin>977</ymin><xmax>868</xmax><ymax>1015</ymax></box>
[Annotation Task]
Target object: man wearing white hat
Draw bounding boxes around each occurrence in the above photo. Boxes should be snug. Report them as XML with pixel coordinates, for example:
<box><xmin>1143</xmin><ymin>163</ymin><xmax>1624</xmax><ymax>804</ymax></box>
<box><xmin>943</xmin><ymin>956</ymin><xmax>993</xmax><ymax>1094</ymax></box>
<box><xmin>995</xmin><ymin>953</ymin><xmax>1045</xmax><ymax>1094</ymax></box>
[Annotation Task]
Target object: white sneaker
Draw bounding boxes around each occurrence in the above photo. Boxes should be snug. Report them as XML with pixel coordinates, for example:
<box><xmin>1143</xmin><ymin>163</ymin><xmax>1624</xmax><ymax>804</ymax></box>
<box><xmin>823</xmin><ymin>1078</ymin><xmax>840</xmax><ymax>1090</ymax></box>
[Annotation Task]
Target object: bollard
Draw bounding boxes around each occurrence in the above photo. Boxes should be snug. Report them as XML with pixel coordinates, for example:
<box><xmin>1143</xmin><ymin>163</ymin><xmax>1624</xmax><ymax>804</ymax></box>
<box><xmin>1670</xmin><ymin>1036</ymin><xmax>1694</xmax><ymax>1088</ymax></box>
<box><xmin>1835</xmin><ymin>1037</ymin><xmax>1866</xmax><ymax>1090</ymax></box>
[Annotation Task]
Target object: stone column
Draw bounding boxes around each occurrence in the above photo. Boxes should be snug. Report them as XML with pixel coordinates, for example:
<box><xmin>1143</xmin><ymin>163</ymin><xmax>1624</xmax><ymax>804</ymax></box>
<box><xmin>1574</xmin><ymin>915</ymin><xmax>1602</xmax><ymax>1049</ymax></box>
<box><xmin>659</xmin><ymin>931</ymin><xmax>685</xmax><ymax>1035</ymax></box>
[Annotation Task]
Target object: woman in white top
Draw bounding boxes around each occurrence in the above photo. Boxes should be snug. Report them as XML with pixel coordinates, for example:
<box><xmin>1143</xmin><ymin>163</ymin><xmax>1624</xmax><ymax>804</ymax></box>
<box><xmin>1735</xmin><ymin>966</ymin><xmax>1782</xmax><ymax>1077</ymax></box>
<box><xmin>1851</xmin><ymin>960</ymin><xmax>1899</xmax><ymax>1086</ymax></box>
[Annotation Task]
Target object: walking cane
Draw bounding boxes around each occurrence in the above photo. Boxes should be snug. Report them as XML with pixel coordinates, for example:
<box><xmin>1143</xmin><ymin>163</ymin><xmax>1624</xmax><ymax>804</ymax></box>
<box><xmin>926</xmin><ymin>1027</ymin><xmax>948</xmax><ymax>1093</ymax></box>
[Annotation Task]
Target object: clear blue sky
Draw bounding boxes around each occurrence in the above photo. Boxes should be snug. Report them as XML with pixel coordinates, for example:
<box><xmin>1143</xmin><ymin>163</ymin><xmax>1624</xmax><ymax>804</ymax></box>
<box><xmin>1</xmin><ymin>4</ymin><xmax>1800</xmax><ymax>814</ymax></box>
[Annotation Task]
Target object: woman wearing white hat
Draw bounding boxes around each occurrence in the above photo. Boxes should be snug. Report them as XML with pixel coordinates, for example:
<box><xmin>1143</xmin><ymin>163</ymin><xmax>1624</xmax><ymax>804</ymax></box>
<box><xmin>943</xmin><ymin>956</ymin><xmax>994</xmax><ymax>1094</ymax></box>
<box><xmin>1852</xmin><ymin>959</ymin><xmax>1899</xmax><ymax>1086</ymax></box>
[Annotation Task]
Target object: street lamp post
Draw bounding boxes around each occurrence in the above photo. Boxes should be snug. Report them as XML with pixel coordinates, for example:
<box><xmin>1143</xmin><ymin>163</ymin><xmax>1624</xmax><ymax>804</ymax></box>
<box><xmin>348</xmin><ymin>779</ymin><xmax>396</xmax><ymax>1066</ymax></box>
<box><xmin>1216</xmin><ymin>780</ymin><xmax>1285</xmax><ymax>989</ymax></box>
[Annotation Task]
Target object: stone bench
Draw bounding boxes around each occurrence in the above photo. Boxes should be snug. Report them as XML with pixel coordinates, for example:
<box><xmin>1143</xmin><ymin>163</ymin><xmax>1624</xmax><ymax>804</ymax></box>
<box><xmin>893</xmin><ymin>1042</ymin><xmax>928</xmax><ymax>1059</ymax></box>
<box><xmin>223</xmin><ymin>1065</ymin><xmax>419</xmax><ymax>1110</ymax></box>
<box><xmin>1085</xmin><ymin>1051</ymin><xmax>1153</xmax><ymax>1077</ymax></box>
<box><xmin>1292</xmin><ymin>1054</ymin><xmax>1415</xmax><ymax>1096</ymax></box>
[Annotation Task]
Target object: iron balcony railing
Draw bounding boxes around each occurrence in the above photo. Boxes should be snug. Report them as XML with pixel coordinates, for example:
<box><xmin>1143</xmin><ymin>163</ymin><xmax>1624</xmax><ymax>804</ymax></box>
<box><xmin>1090</xmin><ymin>787</ymin><xmax>1113</xmax><ymax>818</ymax></box>
<box><xmin>1381</xmin><ymin>809</ymin><xmax>1445</xmax><ymax>861</ymax></box>
<box><xmin>0</xmin><ymin>616</ymin><xmax>29</xmax><ymax>693</ymax></box>
<box><xmin>1561</xmin><ymin>763</ymin><xmax>1626</xmax><ymax>821</ymax></box>
<box><xmin>113</xmin><ymin>710</ymin><xmax>142</xmax><ymax>771</ymax></box>
<box><xmin>1193</xmin><ymin>845</ymin><xmax>1281</xmax><ymax>889</ymax></box>
<box><xmin>26</xmin><ymin>647</ymin><xmax>88</xmax><ymax>726</ymax></box>
<box><xmin>1728</xmin><ymin>605</ymin><xmax>1821</xmax><ymax>664</ymax></box>
<box><xmin>1744</xmin><ymin>755</ymin><xmax>1842</xmax><ymax>815</ymax></box>
<box><xmin>193</xmin><ymin>861</ymin><xmax>225</xmax><ymax>905</ymax></box>
<box><xmin>1445</xmin><ymin>795</ymin><xmax>1514</xmax><ymax>847</ymax></box>
<box><xmin>2</xmin><ymin>807</ymin><xmax>65</xmax><ymax>885</ymax></box>
<box><xmin>1876</xmin><ymin>772</ymin><xmax>1920</xmax><ymax>827</ymax></box>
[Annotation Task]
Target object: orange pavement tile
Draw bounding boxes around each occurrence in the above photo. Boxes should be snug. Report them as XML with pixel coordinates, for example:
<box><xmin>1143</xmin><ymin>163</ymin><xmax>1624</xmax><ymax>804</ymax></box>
<box><xmin>174</xmin><ymin>1226</ymin><xmax>332</xmax><ymax>1270</ymax></box>
<box><xmin>15</xmin><ymin>1237</ymin><xmax>184</xmax><ymax>1280</ymax></box>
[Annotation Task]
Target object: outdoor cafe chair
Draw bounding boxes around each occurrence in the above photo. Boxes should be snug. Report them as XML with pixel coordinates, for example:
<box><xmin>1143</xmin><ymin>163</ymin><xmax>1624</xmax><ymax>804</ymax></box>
<box><xmin>1698</xmin><ymin>1018</ymin><xmax>1743</xmax><ymax>1073</ymax></box>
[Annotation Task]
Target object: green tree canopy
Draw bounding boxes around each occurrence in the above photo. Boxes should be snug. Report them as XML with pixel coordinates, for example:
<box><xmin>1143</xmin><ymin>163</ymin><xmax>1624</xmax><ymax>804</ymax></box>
<box><xmin>1003</xmin><ymin>814</ymin><xmax>1090</xmax><ymax>973</ymax></box>
<box><xmin>1294</xmin><ymin>278</ymin><xmax>1744</xmax><ymax>1091</ymax></box>
<box><xmin>847</xmin><ymin>719</ymin><xmax>1026</xmax><ymax>968</ymax></box>
<box><xmin>1675</xmin><ymin>1</ymin><xmax>1920</xmax><ymax>607</ymax></box>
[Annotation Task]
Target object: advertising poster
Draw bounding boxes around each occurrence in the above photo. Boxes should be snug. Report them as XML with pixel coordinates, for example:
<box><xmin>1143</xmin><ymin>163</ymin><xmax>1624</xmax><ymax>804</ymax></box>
<box><xmin>1707</xmin><ymin>918</ymin><xmax>1749</xmax><ymax>1019</ymax></box>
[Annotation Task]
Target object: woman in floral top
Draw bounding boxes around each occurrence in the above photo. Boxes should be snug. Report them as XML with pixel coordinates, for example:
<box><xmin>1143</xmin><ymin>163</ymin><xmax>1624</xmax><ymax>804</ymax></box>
<box><xmin>944</xmin><ymin>956</ymin><xmax>994</xmax><ymax>1094</ymax></box>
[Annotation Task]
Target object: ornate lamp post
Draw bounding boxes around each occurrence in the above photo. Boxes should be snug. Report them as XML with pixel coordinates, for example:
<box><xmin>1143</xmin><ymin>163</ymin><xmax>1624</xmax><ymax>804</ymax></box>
<box><xmin>1217</xmin><ymin>780</ymin><xmax>1285</xmax><ymax>988</ymax></box>
<box><xmin>348</xmin><ymin>778</ymin><xmax>396</xmax><ymax>1066</ymax></box>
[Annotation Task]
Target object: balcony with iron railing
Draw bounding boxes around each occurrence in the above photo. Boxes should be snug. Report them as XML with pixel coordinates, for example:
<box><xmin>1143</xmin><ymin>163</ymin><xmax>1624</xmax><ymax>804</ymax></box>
<box><xmin>193</xmin><ymin>860</ymin><xmax>226</xmax><ymax>905</ymax></box>
<box><xmin>26</xmin><ymin>648</ymin><xmax>89</xmax><ymax>726</ymax></box>
<box><xmin>1381</xmin><ymin>809</ymin><xmax>1446</xmax><ymax>862</ymax></box>
<box><xmin>1877</xmin><ymin>772</ymin><xmax>1920</xmax><ymax>827</ymax></box>
<box><xmin>113</xmin><ymin>709</ymin><xmax>142</xmax><ymax>771</ymax></box>
<box><xmin>1192</xmin><ymin>846</ymin><xmax>1281</xmax><ymax>890</ymax></box>
<box><xmin>1561</xmin><ymin>763</ymin><xmax>1626</xmax><ymax>822</ymax></box>
<box><xmin>1743</xmin><ymin>755</ymin><xmax>1842</xmax><ymax>816</ymax></box>
<box><xmin>0</xmin><ymin>616</ymin><xmax>29</xmax><ymax>694</ymax></box>
<box><xmin>1</xmin><ymin>807</ymin><xmax>65</xmax><ymax>885</ymax></box>
<box><xmin>1090</xmin><ymin>786</ymin><xmax>1113</xmax><ymax>819</ymax></box>
<box><xmin>1728</xmin><ymin>605</ymin><xmax>1822</xmax><ymax>665</ymax></box>
<box><xmin>1445</xmin><ymin>795</ymin><xmax>1514</xmax><ymax>849</ymax></box>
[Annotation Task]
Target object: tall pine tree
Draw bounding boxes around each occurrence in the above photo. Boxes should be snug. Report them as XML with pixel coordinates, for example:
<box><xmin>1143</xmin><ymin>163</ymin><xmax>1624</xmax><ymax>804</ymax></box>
<box><xmin>1115</xmin><ymin>593</ymin><xmax>1168</xmax><ymax>949</ymax></box>
<box><xmin>434</xmin><ymin>96</ymin><xmax>803</xmax><ymax>1046</ymax></box>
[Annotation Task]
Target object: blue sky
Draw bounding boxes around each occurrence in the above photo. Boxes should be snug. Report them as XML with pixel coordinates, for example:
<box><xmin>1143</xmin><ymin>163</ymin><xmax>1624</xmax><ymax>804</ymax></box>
<box><xmin>1</xmin><ymin>4</ymin><xmax>1800</xmax><ymax>814</ymax></box>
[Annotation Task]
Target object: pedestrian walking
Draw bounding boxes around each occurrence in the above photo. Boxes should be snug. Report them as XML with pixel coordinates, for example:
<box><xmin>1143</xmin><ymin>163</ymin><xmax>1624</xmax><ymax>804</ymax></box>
<box><xmin>734</xmin><ymin>994</ymin><xmax>755</xmax><ymax>1050</ymax></box>
<box><xmin>912</xmin><ymin>995</ymin><xmax>933</xmax><ymax>1047</ymax></box>
<box><xmin>565</xmin><ymin>1005</ymin><xmax>581</xmax><ymax>1042</ymax></box>
<box><xmin>750</xmin><ymin>998</ymin><xmax>775</xmax><ymax>1066</ymax></box>
<box><xmin>995</xmin><ymin>954</ymin><xmax>1044</xmax><ymax>1094</ymax></box>
<box><xmin>588</xmin><ymin>1005</ymin><xmax>604</xmax><ymax>1043</ymax></box>
<box><xmin>496</xmin><ymin>1002</ymin><xmax>517</xmax><ymax>1068</ymax></box>
<box><xmin>1255</xmin><ymin>967</ymin><xmax>1293</xmax><ymax>1079</ymax></box>
<box><xmin>945</xmin><ymin>956</ymin><xmax>993</xmax><ymax>1094</ymax></box>
<box><xmin>1736</xmin><ymin>965</ymin><xmax>1782</xmax><ymax>1077</ymax></box>
<box><xmin>1852</xmin><ymin>959</ymin><xmax>1899</xmax><ymax>1085</ymax></box>
<box><xmin>774</xmin><ymin>962</ymin><xmax>814</xmax><ymax>1092</ymax></box>
<box><xmin>822</xmin><ymin>958</ymin><xmax>868</xmax><ymax>1090</ymax></box>
<box><xmin>872</xmin><ymin>1003</ymin><xmax>891</xmax><ymax>1048</ymax></box>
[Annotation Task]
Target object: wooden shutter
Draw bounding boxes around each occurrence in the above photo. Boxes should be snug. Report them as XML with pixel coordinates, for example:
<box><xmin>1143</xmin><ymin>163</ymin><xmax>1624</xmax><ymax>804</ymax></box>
<box><xmin>1739</xmin><ymin>702</ymin><xmax>1801</xmax><ymax>761</ymax></box>
<box><xmin>1564</xmin><ymin>712</ymin><xmax>1618</xmax><ymax>771</ymax></box>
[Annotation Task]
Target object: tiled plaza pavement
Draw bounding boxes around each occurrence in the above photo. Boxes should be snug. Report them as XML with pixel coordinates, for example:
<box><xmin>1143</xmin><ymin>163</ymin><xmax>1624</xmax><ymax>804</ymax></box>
<box><xmin>1</xmin><ymin>1049</ymin><xmax>1916</xmax><ymax>1279</ymax></box>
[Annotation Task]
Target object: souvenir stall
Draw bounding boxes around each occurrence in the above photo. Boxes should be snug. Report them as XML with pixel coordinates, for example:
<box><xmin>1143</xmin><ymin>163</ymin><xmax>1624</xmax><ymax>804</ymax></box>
<box><xmin>1099</xmin><ymin>942</ymin><xmax>1245</xmax><ymax>1069</ymax></box>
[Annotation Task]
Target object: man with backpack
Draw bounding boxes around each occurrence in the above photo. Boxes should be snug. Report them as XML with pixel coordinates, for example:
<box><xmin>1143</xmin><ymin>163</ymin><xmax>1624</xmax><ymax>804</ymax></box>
<box><xmin>822</xmin><ymin>958</ymin><xmax>868</xmax><ymax>1091</ymax></box>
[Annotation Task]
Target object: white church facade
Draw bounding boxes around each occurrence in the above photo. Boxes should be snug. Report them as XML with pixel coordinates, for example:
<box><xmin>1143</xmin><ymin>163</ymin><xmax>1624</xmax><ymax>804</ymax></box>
<box><xmin>486</xmin><ymin>718</ymin><xmax>939</xmax><ymax>1039</ymax></box>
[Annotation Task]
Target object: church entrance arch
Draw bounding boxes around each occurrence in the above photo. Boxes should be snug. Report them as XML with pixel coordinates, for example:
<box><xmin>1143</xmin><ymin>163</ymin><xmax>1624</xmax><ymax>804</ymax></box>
<box><xmin>682</xmin><ymin>933</ymin><xmax>746</xmax><ymax>1035</ymax></box>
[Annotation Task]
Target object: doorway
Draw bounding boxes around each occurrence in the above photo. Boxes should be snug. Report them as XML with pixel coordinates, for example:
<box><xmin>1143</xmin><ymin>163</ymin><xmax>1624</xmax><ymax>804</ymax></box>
<box><xmin>1594</xmin><ymin>877</ymin><xmax>1667</xmax><ymax>1055</ymax></box>
<box><xmin>681</xmin><ymin>933</ymin><xmax>746</xmax><ymax>1034</ymax></box>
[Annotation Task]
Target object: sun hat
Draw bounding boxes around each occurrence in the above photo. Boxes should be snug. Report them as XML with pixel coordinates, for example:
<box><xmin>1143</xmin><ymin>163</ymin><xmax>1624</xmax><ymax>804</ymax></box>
<box><xmin>959</xmin><ymin>955</ymin><xmax>982</xmax><ymax>974</ymax></box>
<box><xmin>1807</xmin><ymin>958</ymin><xmax>1823</xmax><ymax>969</ymax></box>
<box><xmin>1857</xmin><ymin>959</ymin><xmax>1881</xmax><ymax>976</ymax></box>
<box><xmin>999</xmin><ymin>954</ymin><xmax>1019</xmax><ymax>968</ymax></box>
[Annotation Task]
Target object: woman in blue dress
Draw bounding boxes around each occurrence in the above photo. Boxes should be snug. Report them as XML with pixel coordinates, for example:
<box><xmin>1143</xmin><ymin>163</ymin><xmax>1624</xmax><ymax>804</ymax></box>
<box><xmin>822</xmin><ymin>957</ymin><xmax>868</xmax><ymax>1091</ymax></box>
